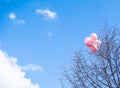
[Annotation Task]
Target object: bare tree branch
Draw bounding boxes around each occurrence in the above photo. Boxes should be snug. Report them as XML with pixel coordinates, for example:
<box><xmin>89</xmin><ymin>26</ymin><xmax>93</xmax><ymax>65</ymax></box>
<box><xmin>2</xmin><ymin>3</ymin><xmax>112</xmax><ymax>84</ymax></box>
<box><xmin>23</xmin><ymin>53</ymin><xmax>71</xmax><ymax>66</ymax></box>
<box><xmin>62</xmin><ymin>26</ymin><xmax>120</xmax><ymax>88</ymax></box>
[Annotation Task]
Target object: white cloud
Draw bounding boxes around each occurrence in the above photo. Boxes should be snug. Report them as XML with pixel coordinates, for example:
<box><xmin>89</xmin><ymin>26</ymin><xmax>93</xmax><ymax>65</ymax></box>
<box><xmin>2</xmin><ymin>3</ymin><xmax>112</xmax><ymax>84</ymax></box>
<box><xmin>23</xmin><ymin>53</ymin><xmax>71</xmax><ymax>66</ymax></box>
<box><xmin>0</xmin><ymin>50</ymin><xmax>40</xmax><ymax>88</ymax></box>
<box><xmin>17</xmin><ymin>19</ymin><xmax>25</xmax><ymax>24</ymax></box>
<box><xmin>21</xmin><ymin>64</ymin><xmax>42</xmax><ymax>72</ymax></box>
<box><xmin>9</xmin><ymin>13</ymin><xmax>25</xmax><ymax>24</ymax></box>
<box><xmin>36</xmin><ymin>9</ymin><xmax>57</xmax><ymax>19</ymax></box>
<box><xmin>9</xmin><ymin>13</ymin><xmax>16</xmax><ymax>20</ymax></box>
<box><xmin>48</xmin><ymin>31</ymin><xmax>52</xmax><ymax>37</ymax></box>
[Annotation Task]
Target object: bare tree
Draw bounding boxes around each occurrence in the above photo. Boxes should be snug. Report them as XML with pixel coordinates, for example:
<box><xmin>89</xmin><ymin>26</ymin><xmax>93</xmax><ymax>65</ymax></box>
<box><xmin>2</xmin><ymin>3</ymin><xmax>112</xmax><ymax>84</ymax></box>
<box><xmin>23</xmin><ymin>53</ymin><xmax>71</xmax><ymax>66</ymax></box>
<box><xmin>62</xmin><ymin>26</ymin><xmax>120</xmax><ymax>88</ymax></box>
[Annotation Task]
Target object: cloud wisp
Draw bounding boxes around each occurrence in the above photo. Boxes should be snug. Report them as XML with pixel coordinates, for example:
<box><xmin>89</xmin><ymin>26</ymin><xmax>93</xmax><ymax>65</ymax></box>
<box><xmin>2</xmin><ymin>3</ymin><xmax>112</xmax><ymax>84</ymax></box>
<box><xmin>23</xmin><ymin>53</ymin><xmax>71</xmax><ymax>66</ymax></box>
<box><xmin>0</xmin><ymin>50</ymin><xmax>40</xmax><ymax>88</ymax></box>
<box><xmin>21</xmin><ymin>64</ymin><xmax>43</xmax><ymax>72</ymax></box>
<box><xmin>36</xmin><ymin>9</ymin><xmax>57</xmax><ymax>19</ymax></box>
<box><xmin>9</xmin><ymin>13</ymin><xmax>25</xmax><ymax>24</ymax></box>
<box><xmin>17</xmin><ymin>19</ymin><xmax>25</xmax><ymax>24</ymax></box>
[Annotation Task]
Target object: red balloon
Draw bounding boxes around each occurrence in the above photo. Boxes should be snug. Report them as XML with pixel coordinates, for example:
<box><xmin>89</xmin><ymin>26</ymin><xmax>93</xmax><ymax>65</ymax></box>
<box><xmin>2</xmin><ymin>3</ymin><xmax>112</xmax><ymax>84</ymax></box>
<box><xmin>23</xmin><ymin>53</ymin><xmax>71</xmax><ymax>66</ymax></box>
<box><xmin>85</xmin><ymin>41</ymin><xmax>93</xmax><ymax>47</ymax></box>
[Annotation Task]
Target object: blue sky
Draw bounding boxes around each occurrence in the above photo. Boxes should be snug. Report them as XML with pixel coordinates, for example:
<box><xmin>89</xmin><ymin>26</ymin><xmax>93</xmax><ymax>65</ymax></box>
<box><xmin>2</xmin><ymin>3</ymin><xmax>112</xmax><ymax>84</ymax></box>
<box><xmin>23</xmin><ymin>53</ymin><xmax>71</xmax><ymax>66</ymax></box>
<box><xmin>0</xmin><ymin>0</ymin><xmax>120</xmax><ymax>88</ymax></box>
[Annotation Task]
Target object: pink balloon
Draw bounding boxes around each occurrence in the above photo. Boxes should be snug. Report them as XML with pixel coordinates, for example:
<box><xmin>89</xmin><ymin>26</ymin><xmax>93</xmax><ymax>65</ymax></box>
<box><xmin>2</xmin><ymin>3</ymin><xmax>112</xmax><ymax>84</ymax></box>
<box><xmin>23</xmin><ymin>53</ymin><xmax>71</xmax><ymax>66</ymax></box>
<box><xmin>84</xmin><ymin>33</ymin><xmax>102</xmax><ymax>53</ymax></box>
<box><xmin>94</xmin><ymin>40</ymin><xmax>102</xmax><ymax>47</ymax></box>
<box><xmin>84</xmin><ymin>37</ymin><xmax>93</xmax><ymax>47</ymax></box>
<box><xmin>91</xmin><ymin>46</ymin><xmax>97</xmax><ymax>53</ymax></box>
<box><xmin>93</xmin><ymin>43</ymin><xmax>98</xmax><ymax>49</ymax></box>
<box><xmin>97</xmin><ymin>40</ymin><xmax>102</xmax><ymax>46</ymax></box>
<box><xmin>90</xmin><ymin>33</ymin><xmax>97</xmax><ymax>41</ymax></box>
<box><xmin>91</xmin><ymin>48</ymin><xmax>97</xmax><ymax>53</ymax></box>
<box><xmin>84</xmin><ymin>37</ymin><xmax>91</xmax><ymax>43</ymax></box>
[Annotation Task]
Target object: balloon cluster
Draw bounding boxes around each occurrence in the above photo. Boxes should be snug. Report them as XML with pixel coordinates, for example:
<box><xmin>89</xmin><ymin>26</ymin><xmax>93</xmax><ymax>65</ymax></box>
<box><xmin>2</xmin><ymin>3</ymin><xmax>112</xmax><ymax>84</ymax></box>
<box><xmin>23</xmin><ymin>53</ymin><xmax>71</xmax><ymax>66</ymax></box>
<box><xmin>84</xmin><ymin>33</ymin><xmax>102</xmax><ymax>53</ymax></box>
